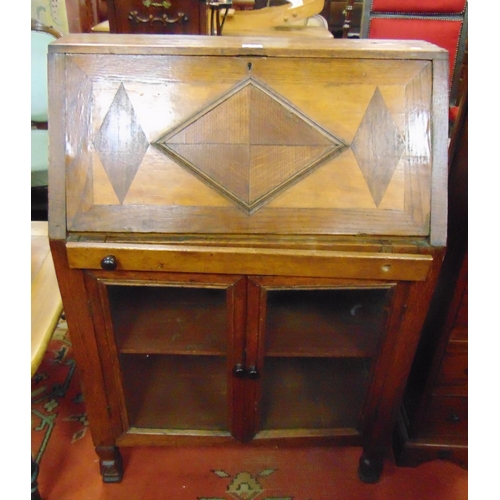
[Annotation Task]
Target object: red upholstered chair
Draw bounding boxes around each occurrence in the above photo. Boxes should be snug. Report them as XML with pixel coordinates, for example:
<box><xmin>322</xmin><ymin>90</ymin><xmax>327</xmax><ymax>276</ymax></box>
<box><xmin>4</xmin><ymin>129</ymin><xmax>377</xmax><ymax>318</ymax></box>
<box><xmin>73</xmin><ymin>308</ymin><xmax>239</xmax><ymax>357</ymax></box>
<box><xmin>359</xmin><ymin>0</ymin><xmax>468</xmax><ymax>126</ymax></box>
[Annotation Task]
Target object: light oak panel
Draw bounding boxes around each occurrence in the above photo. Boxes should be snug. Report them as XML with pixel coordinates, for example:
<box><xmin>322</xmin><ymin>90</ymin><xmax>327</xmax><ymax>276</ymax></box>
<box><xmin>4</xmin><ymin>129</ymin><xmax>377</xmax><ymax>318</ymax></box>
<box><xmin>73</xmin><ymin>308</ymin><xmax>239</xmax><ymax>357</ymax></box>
<box><xmin>56</xmin><ymin>50</ymin><xmax>436</xmax><ymax>238</ymax></box>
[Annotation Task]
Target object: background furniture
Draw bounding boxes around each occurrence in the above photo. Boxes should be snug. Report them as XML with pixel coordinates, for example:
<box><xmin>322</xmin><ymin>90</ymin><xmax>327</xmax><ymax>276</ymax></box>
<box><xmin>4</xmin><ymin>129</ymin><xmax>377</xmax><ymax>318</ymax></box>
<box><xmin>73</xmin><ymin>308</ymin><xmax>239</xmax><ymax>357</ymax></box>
<box><xmin>359</xmin><ymin>0</ymin><xmax>468</xmax><ymax>119</ymax></box>
<box><xmin>32</xmin><ymin>0</ymin><xmax>70</xmax><ymax>33</ymax></box>
<box><xmin>99</xmin><ymin>0</ymin><xmax>331</xmax><ymax>37</ymax></box>
<box><xmin>31</xmin><ymin>19</ymin><xmax>62</xmax><ymax>221</ymax></box>
<box><xmin>340</xmin><ymin>0</ymin><xmax>355</xmax><ymax>37</ymax></box>
<box><xmin>394</xmin><ymin>77</ymin><xmax>468</xmax><ymax>469</ymax></box>
<box><xmin>31</xmin><ymin>0</ymin><xmax>108</xmax><ymax>33</ymax></box>
<box><xmin>319</xmin><ymin>0</ymin><xmax>363</xmax><ymax>38</ymax></box>
<box><xmin>31</xmin><ymin>221</ymin><xmax>64</xmax><ymax>499</ymax></box>
<box><xmin>48</xmin><ymin>34</ymin><xmax>449</xmax><ymax>485</ymax></box>
<box><xmin>218</xmin><ymin>0</ymin><xmax>331</xmax><ymax>37</ymax></box>
<box><xmin>105</xmin><ymin>0</ymin><xmax>208</xmax><ymax>34</ymax></box>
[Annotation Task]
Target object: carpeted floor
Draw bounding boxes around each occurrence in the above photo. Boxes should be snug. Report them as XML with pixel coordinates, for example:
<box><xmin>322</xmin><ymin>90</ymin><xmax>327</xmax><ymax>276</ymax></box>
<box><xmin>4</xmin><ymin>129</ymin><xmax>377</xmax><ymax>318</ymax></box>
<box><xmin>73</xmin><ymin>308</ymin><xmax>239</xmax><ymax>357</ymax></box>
<box><xmin>31</xmin><ymin>316</ymin><xmax>468</xmax><ymax>500</ymax></box>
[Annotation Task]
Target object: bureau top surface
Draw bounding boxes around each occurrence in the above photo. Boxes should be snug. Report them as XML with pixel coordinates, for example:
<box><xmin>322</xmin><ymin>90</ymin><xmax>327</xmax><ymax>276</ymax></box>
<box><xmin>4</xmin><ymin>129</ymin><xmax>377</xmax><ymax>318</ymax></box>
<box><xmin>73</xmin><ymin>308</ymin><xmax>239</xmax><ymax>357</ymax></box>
<box><xmin>49</xmin><ymin>34</ymin><xmax>447</xmax><ymax>58</ymax></box>
<box><xmin>48</xmin><ymin>35</ymin><xmax>448</xmax><ymax>246</ymax></box>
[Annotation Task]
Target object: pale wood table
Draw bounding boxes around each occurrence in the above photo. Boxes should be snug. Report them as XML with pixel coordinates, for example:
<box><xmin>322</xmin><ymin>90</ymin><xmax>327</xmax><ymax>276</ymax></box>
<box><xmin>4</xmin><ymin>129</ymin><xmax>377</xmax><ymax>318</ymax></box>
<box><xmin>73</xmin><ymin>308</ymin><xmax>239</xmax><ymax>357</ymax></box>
<box><xmin>222</xmin><ymin>24</ymin><xmax>333</xmax><ymax>37</ymax></box>
<box><xmin>31</xmin><ymin>221</ymin><xmax>63</xmax><ymax>500</ymax></box>
<box><xmin>31</xmin><ymin>221</ymin><xmax>63</xmax><ymax>377</ymax></box>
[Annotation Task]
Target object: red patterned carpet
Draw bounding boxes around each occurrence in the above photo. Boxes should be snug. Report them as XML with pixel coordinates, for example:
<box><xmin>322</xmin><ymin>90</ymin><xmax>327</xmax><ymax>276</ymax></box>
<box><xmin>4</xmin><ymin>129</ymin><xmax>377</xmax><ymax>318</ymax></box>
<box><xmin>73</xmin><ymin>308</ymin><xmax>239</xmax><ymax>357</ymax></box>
<box><xmin>31</xmin><ymin>317</ymin><xmax>468</xmax><ymax>500</ymax></box>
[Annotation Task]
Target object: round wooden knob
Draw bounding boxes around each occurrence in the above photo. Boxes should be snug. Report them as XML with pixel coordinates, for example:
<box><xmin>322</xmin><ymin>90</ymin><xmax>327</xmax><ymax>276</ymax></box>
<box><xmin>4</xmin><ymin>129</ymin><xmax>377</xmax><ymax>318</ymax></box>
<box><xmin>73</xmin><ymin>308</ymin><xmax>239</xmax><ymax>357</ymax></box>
<box><xmin>233</xmin><ymin>364</ymin><xmax>245</xmax><ymax>378</ymax></box>
<box><xmin>101</xmin><ymin>255</ymin><xmax>117</xmax><ymax>271</ymax></box>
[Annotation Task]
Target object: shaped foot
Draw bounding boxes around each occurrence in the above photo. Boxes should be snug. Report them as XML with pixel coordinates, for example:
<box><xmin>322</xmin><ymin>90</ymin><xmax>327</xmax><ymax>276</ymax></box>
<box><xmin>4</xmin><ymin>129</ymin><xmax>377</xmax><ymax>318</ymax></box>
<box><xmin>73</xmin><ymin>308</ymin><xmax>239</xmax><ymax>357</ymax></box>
<box><xmin>96</xmin><ymin>446</ymin><xmax>123</xmax><ymax>483</ymax></box>
<box><xmin>358</xmin><ymin>452</ymin><xmax>383</xmax><ymax>483</ymax></box>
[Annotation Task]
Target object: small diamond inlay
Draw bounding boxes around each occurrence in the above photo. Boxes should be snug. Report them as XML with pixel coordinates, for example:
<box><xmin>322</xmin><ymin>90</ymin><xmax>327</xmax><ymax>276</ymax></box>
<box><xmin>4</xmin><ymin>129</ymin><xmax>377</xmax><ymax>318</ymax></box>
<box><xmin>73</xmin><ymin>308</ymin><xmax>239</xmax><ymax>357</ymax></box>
<box><xmin>351</xmin><ymin>87</ymin><xmax>405</xmax><ymax>207</ymax></box>
<box><xmin>94</xmin><ymin>83</ymin><xmax>149</xmax><ymax>203</ymax></box>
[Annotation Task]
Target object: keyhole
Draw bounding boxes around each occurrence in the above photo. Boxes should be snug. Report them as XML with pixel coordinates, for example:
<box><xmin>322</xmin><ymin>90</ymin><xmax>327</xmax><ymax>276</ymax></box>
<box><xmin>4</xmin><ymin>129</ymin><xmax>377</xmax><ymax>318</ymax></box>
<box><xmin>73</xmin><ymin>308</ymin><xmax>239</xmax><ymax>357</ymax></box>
<box><xmin>247</xmin><ymin>62</ymin><xmax>252</xmax><ymax>71</ymax></box>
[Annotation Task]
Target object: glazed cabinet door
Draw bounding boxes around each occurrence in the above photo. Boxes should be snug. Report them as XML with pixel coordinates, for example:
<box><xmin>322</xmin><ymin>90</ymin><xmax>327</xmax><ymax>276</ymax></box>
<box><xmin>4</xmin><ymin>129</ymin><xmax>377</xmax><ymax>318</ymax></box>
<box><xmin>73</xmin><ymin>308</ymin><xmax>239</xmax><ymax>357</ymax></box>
<box><xmin>81</xmin><ymin>268</ymin><xmax>415</xmax><ymax>449</ymax></box>
<box><xmin>246</xmin><ymin>276</ymin><xmax>396</xmax><ymax>441</ymax></box>
<box><xmin>84</xmin><ymin>271</ymin><xmax>248</xmax><ymax>442</ymax></box>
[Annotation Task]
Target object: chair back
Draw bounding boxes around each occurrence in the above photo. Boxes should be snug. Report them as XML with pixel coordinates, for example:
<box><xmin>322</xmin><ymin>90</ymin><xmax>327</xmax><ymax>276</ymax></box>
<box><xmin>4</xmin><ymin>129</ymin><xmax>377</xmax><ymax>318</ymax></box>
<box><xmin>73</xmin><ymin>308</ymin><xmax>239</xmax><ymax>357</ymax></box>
<box><xmin>360</xmin><ymin>0</ymin><xmax>468</xmax><ymax>107</ymax></box>
<box><xmin>31</xmin><ymin>19</ymin><xmax>62</xmax><ymax>211</ymax></box>
<box><xmin>31</xmin><ymin>19</ymin><xmax>62</xmax><ymax>123</ymax></box>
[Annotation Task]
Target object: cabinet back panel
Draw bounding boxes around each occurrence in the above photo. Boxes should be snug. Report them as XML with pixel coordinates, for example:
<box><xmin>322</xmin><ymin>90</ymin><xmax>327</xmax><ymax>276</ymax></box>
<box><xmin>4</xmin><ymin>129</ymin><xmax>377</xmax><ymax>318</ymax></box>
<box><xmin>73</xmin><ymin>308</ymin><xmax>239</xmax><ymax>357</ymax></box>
<box><xmin>120</xmin><ymin>354</ymin><xmax>228</xmax><ymax>431</ymax></box>
<box><xmin>259</xmin><ymin>357</ymin><xmax>370</xmax><ymax>431</ymax></box>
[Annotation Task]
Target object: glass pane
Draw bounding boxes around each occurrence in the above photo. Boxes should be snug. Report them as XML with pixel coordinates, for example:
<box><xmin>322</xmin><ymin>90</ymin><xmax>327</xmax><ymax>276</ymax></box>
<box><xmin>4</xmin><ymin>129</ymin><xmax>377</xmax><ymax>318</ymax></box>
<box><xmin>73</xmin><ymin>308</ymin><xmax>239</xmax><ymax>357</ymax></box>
<box><xmin>261</xmin><ymin>287</ymin><xmax>390</xmax><ymax>431</ymax></box>
<box><xmin>260</xmin><ymin>357</ymin><xmax>372</xmax><ymax>430</ymax></box>
<box><xmin>120</xmin><ymin>354</ymin><xmax>228</xmax><ymax>431</ymax></box>
<box><xmin>108</xmin><ymin>285</ymin><xmax>227</xmax><ymax>354</ymax></box>
<box><xmin>107</xmin><ymin>285</ymin><xmax>229</xmax><ymax>432</ymax></box>
<box><xmin>265</xmin><ymin>288</ymin><xmax>389</xmax><ymax>357</ymax></box>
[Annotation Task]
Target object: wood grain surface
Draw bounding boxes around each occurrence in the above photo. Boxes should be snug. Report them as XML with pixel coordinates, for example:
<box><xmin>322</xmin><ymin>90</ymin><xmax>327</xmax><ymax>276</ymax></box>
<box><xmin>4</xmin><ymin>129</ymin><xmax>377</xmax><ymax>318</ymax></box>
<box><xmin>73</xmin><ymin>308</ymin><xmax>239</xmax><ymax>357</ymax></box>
<box><xmin>48</xmin><ymin>36</ymin><xmax>448</xmax><ymax>244</ymax></box>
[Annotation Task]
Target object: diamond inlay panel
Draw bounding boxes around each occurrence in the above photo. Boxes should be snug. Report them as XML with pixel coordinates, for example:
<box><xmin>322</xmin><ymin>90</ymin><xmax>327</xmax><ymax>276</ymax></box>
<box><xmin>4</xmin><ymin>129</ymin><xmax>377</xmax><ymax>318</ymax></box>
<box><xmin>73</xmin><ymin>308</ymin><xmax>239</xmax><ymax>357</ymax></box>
<box><xmin>94</xmin><ymin>83</ymin><xmax>149</xmax><ymax>203</ymax></box>
<box><xmin>153</xmin><ymin>79</ymin><xmax>346</xmax><ymax>213</ymax></box>
<box><xmin>351</xmin><ymin>87</ymin><xmax>405</xmax><ymax>207</ymax></box>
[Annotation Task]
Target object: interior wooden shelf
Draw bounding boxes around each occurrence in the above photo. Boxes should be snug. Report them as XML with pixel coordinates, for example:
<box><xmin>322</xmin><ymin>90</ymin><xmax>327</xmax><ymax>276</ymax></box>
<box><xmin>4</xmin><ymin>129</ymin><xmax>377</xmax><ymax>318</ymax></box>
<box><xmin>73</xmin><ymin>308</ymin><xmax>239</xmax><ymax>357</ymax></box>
<box><xmin>108</xmin><ymin>285</ymin><xmax>228</xmax><ymax>355</ymax></box>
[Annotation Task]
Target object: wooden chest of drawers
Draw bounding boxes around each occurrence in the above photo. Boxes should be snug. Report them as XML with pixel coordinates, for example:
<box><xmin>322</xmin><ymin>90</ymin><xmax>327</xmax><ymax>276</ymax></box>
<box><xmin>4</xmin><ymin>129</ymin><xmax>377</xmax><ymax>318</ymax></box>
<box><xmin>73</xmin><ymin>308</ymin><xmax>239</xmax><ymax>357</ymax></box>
<box><xmin>47</xmin><ymin>35</ymin><xmax>449</xmax><ymax>484</ymax></box>
<box><xmin>395</xmin><ymin>252</ymin><xmax>468</xmax><ymax>467</ymax></box>
<box><xmin>396</xmin><ymin>262</ymin><xmax>467</xmax><ymax>466</ymax></box>
<box><xmin>106</xmin><ymin>0</ymin><xmax>207</xmax><ymax>34</ymax></box>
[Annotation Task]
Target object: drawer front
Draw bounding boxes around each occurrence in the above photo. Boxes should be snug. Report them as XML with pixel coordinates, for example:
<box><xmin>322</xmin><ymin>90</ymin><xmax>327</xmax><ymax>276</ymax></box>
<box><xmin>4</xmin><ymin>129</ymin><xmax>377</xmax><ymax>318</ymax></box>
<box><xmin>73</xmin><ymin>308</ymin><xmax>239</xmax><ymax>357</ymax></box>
<box><xmin>453</xmin><ymin>281</ymin><xmax>468</xmax><ymax>328</ymax></box>
<box><xmin>66</xmin><ymin>243</ymin><xmax>433</xmax><ymax>281</ymax></box>
<box><xmin>450</xmin><ymin>281</ymin><xmax>468</xmax><ymax>341</ymax></box>
<box><xmin>420</xmin><ymin>395</ymin><xmax>468</xmax><ymax>438</ymax></box>
<box><xmin>108</xmin><ymin>0</ymin><xmax>204</xmax><ymax>34</ymax></box>
<box><xmin>449</xmin><ymin>326</ymin><xmax>467</xmax><ymax>342</ymax></box>
<box><xmin>434</xmin><ymin>341</ymin><xmax>468</xmax><ymax>396</ymax></box>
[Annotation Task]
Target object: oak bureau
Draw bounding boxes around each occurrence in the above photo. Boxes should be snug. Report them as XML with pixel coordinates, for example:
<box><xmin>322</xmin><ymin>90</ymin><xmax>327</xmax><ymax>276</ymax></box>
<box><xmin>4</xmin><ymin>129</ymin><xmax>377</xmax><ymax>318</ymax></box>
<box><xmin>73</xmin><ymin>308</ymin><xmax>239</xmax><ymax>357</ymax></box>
<box><xmin>47</xmin><ymin>35</ymin><xmax>449</xmax><ymax>483</ymax></box>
